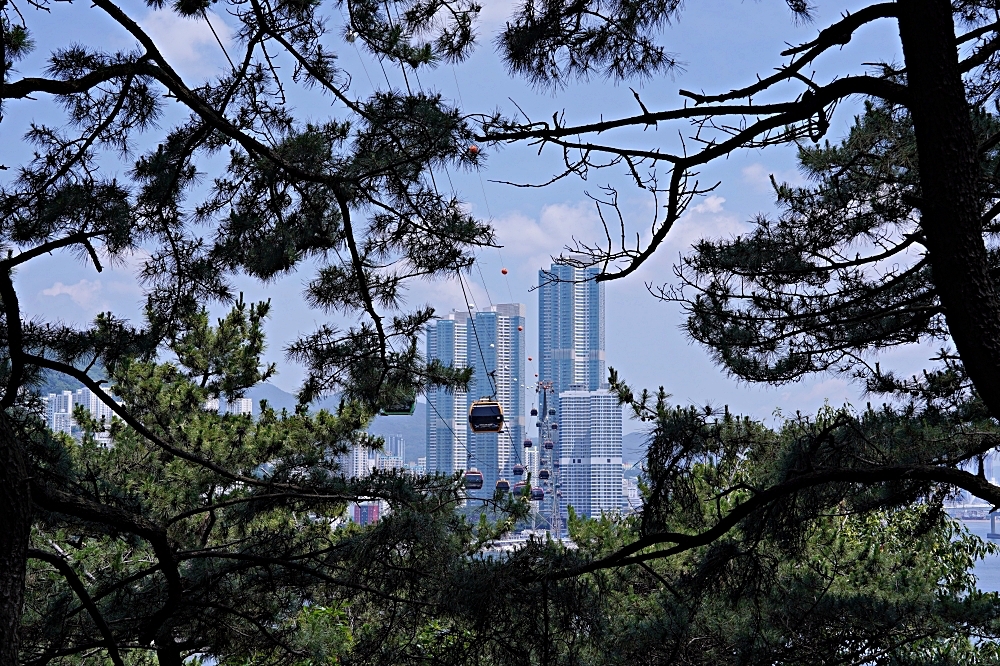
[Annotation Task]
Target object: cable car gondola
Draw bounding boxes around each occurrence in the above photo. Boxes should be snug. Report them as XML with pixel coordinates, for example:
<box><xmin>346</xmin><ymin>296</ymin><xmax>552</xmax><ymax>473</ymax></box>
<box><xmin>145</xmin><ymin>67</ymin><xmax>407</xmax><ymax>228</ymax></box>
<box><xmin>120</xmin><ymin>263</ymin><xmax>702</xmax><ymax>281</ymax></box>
<box><xmin>548</xmin><ymin>408</ymin><xmax>556</xmax><ymax>416</ymax></box>
<box><xmin>523</xmin><ymin>438</ymin><xmax>533</xmax><ymax>448</ymax></box>
<box><xmin>539</xmin><ymin>469</ymin><xmax>550</xmax><ymax>480</ymax></box>
<box><xmin>513</xmin><ymin>481</ymin><xmax>527</xmax><ymax>495</ymax></box>
<box><xmin>530</xmin><ymin>487</ymin><xmax>544</xmax><ymax>501</ymax></box>
<box><xmin>551</xmin><ymin>423</ymin><xmax>558</xmax><ymax>430</ymax></box>
<box><xmin>380</xmin><ymin>392</ymin><xmax>417</xmax><ymax>416</ymax></box>
<box><xmin>543</xmin><ymin>440</ymin><xmax>554</xmax><ymax>450</ymax></box>
<box><xmin>469</xmin><ymin>399</ymin><xmax>504</xmax><ymax>433</ymax></box>
<box><xmin>464</xmin><ymin>469</ymin><xmax>484</xmax><ymax>490</ymax></box>
<box><xmin>512</xmin><ymin>463</ymin><xmax>525</xmax><ymax>477</ymax></box>
<box><xmin>530</xmin><ymin>407</ymin><xmax>538</xmax><ymax>417</ymax></box>
<box><xmin>496</xmin><ymin>478</ymin><xmax>510</xmax><ymax>493</ymax></box>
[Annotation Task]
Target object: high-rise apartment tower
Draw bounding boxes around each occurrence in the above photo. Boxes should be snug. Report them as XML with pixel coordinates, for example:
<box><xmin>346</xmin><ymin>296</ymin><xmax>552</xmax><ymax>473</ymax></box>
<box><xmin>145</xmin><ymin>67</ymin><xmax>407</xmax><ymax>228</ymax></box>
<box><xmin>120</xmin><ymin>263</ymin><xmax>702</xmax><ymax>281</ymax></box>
<box><xmin>537</xmin><ymin>263</ymin><xmax>620</xmax><ymax>520</ymax></box>
<box><xmin>425</xmin><ymin>311</ymin><xmax>469</xmax><ymax>476</ymax></box>
<box><xmin>557</xmin><ymin>388</ymin><xmax>622</xmax><ymax>519</ymax></box>
<box><xmin>537</xmin><ymin>264</ymin><xmax>606</xmax><ymax>397</ymax></box>
<box><xmin>426</xmin><ymin>305</ymin><xmax>526</xmax><ymax>494</ymax></box>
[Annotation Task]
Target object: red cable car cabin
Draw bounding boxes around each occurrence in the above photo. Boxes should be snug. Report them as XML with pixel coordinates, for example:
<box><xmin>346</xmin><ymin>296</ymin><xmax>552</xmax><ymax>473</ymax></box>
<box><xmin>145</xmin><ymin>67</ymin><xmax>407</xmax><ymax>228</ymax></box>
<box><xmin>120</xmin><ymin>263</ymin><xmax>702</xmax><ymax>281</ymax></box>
<box><xmin>463</xmin><ymin>469</ymin><xmax>484</xmax><ymax>490</ymax></box>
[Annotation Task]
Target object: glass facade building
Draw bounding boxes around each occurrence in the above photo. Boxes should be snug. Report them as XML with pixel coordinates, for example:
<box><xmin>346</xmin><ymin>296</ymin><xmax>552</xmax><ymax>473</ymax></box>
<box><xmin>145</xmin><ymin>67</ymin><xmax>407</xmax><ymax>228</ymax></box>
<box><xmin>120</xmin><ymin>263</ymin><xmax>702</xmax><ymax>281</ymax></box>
<box><xmin>426</xmin><ymin>311</ymin><xmax>469</xmax><ymax>476</ymax></box>
<box><xmin>538</xmin><ymin>263</ymin><xmax>621</xmax><ymax>519</ymax></box>
<box><xmin>426</xmin><ymin>305</ymin><xmax>526</xmax><ymax>496</ymax></box>
<box><xmin>537</xmin><ymin>264</ymin><xmax>606</xmax><ymax>397</ymax></box>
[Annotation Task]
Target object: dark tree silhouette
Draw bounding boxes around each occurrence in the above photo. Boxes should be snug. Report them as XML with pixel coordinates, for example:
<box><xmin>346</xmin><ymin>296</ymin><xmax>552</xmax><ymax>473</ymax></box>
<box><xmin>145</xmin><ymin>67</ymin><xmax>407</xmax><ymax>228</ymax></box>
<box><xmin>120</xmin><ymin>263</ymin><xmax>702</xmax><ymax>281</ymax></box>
<box><xmin>482</xmin><ymin>0</ymin><xmax>1000</xmax><ymax>623</ymax></box>
<box><xmin>0</xmin><ymin>0</ymin><xmax>489</xmax><ymax>661</ymax></box>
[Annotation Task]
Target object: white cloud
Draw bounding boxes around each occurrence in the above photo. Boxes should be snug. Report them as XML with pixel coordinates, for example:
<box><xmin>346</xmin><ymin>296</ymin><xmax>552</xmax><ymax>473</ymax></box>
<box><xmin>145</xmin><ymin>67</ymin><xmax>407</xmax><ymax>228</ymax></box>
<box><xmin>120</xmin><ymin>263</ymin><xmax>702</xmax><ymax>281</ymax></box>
<box><xmin>139</xmin><ymin>9</ymin><xmax>234</xmax><ymax>79</ymax></box>
<box><xmin>477</xmin><ymin>0</ymin><xmax>520</xmax><ymax>33</ymax></box>
<box><xmin>493</xmin><ymin>201</ymin><xmax>605</xmax><ymax>272</ymax></box>
<box><xmin>742</xmin><ymin>162</ymin><xmax>805</xmax><ymax>193</ymax></box>
<box><xmin>40</xmin><ymin>277</ymin><xmax>142</xmax><ymax>315</ymax></box>
<box><xmin>693</xmin><ymin>195</ymin><xmax>725</xmax><ymax>214</ymax></box>
<box><xmin>661</xmin><ymin>195</ymin><xmax>744</xmax><ymax>256</ymax></box>
<box><xmin>42</xmin><ymin>279</ymin><xmax>104</xmax><ymax>310</ymax></box>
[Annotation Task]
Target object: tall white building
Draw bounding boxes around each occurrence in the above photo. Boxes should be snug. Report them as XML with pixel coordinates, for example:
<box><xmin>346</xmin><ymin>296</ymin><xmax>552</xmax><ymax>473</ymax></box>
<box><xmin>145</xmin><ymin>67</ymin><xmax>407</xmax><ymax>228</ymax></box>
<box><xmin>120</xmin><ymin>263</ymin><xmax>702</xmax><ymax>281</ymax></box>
<box><xmin>339</xmin><ymin>442</ymin><xmax>405</xmax><ymax>478</ymax></box>
<box><xmin>43</xmin><ymin>387</ymin><xmax>116</xmax><ymax>444</ymax></box>
<box><xmin>227</xmin><ymin>397</ymin><xmax>253</xmax><ymax>416</ymax></box>
<box><xmin>558</xmin><ymin>388</ymin><xmax>622</xmax><ymax>519</ymax></box>
<box><xmin>45</xmin><ymin>390</ymin><xmax>75</xmax><ymax>436</ymax></box>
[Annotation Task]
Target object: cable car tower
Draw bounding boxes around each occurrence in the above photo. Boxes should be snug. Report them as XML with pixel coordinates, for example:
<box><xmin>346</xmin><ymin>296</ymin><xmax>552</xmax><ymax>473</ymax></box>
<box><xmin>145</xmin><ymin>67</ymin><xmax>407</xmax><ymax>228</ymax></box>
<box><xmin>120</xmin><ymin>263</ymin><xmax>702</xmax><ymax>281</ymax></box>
<box><xmin>530</xmin><ymin>380</ymin><xmax>562</xmax><ymax>537</ymax></box>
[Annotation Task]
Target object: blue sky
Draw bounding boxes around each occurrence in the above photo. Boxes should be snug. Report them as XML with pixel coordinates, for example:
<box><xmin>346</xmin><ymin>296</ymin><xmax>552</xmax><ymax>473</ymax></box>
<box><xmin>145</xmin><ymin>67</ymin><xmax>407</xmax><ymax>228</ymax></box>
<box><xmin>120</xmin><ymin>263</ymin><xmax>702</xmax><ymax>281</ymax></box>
<box><xmin>4</xmin><ymin>0</ymin><xmax>935</xmax><ymax>431</ymax></box>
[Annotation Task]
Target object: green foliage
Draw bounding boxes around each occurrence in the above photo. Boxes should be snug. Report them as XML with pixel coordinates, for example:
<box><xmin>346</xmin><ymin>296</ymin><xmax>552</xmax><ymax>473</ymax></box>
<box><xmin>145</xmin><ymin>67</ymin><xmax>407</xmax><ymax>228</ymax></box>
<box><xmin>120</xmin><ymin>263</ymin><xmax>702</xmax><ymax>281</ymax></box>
<box><xmin>668</xmin><ymin>102</ymin><xmax>1000</xmax><ymax>386</ymax></box>
<box><xmin>534</xmin><ymin>416</ymin><xmax>1000</xmax><ymax>666</ymax></box>
<box><xmin>10</xmin><ymin>1</ymin><xmax>1000</xmax><ymax>665</ymax></box>
<box><xmin>18</xmin><ymin>303</ymin><xmax>551</xmax><ymax>666</ymax></box>
<box><xmin>171</xmin><ymin>297</ymin><xmax>275</xmax><ymax>400</ymax></box>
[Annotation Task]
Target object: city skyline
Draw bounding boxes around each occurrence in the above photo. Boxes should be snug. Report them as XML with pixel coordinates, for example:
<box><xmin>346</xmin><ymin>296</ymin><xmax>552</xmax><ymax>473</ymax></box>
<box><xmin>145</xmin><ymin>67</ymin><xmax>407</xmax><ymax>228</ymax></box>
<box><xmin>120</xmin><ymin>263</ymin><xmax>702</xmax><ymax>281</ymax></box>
<box><xmin>420</xmin><ymin>267</ymin><xmax>623</xmax><ymax>522</ymax></box>
<box><xmin>425</xmin><ymin>304</ymin><xmax>527</xmax><ymax>497</ymax></box>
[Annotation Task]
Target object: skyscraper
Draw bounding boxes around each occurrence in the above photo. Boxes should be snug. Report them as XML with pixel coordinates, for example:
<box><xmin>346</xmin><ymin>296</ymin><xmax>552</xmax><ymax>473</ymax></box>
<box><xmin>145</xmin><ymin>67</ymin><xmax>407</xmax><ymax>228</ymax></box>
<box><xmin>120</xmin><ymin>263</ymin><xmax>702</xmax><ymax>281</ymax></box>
<box><xmin>426</xmin><ymin>311</ymin><xmax>469</xmax><ymax>476</ymax></box>
<box><xmin>465</xmin><ymin>304</ymin><xmax>526</xmax><ymax>494</ymax></box>
<box><xmin>425</xmin><ymin>304</ymin><xmax>526</xmax><ymax>495</ymax></box>
<box><xmin>557</xmin><ymin>388</ymin><xmax>622</xmax><ymax>519</ymax></box>
<box><xmin>537</xmin><ymin>264</ymin><xmax>606</xmax><ymax>397</ymax></box>
<box><xmin>537</xmin><ymin>263</ymin><xmax>620</xmax><ymax>521</ymax></box>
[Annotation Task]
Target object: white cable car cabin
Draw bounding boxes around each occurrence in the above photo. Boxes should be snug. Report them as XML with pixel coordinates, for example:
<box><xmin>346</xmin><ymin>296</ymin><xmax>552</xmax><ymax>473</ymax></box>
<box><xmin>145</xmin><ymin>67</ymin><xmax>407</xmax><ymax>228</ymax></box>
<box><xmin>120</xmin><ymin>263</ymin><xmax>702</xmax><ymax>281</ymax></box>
<box><xmin>469</xmin><ymin>399</ymin><xmax>504</xmax><ymax>433</ymax></box>
<box><xmin>496</xmin><ymin>478</ymin><xmax>511</xmax><ymax>493</ymax></box>
<box><xmin>464</xmin><ymin>469</ymin><xmax>484</xmax><ymax>490</ymax></box>
<box><xmin>512</xmin><ymin>463</ymin><xmax>525</xmax><ymax>477</ymax></box>
<box><xmin>530</xmin><ymin>487</ymin><xmax>544</xmax><ymax>501</ymax></box>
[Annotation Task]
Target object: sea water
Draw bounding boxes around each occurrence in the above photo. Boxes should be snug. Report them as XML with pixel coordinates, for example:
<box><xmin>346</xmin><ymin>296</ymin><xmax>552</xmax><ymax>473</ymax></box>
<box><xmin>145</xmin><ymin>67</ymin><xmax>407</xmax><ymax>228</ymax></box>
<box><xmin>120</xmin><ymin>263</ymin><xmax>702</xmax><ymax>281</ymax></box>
<box><xmin>958</xmin><ymin>519</ymin><xmax>1000</xmax><ymax>592</ymax></box>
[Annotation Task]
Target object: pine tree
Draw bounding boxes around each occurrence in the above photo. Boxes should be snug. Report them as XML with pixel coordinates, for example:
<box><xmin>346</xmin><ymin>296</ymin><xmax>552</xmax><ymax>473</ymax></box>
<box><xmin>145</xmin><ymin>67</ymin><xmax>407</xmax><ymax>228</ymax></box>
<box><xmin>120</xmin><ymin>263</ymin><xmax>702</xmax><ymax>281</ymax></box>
<box><xmin>1</xmin><ymin>0</ymin><xmax>487</xmax><ymax>661</ymax></box>
<box><xmin>477</xmin><ymin>0</ymin><xmax>1000</xmax><ymax>661</ymax></box>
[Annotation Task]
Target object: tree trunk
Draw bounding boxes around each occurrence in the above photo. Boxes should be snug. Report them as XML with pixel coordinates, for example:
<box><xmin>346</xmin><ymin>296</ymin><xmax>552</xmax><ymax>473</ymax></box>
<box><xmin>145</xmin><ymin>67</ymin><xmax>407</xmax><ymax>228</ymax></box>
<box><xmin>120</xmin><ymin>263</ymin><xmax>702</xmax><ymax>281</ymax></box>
<box><xmin>156</xmin><ymin>638</ymin><xmax>183</xmax><ymax>666</ymax></box>
<box><xmin>0</xmin><ymin>414</ymin><xmax>32</xmax><ymax>666</ymax></box>
<box><xmin>898</xmin><ymin>0</ymin><xmax>1000</xmax><ymax>416</ymax></box>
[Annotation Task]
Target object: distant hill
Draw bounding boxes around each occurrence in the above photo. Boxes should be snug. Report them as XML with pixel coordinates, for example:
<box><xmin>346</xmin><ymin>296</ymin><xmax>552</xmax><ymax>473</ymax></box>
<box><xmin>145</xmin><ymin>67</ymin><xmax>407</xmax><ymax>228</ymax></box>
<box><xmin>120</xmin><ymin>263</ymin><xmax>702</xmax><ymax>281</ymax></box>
<box><xmin>246</xmin><ymin>383</ymin><xmax>301</xmax><ymax>412</ymax></box>
<box><xmin>39</xmin><ymin>369</ymin><xmax>85</xmax><ymax>396</ymax></box>
<box><xmin>622</xmin><ymin>430</ymin><xmax>651</xmax><ymax>464</ymax></box>
<box><xmin>366</xmin><ymin>403</ymin><xmax>426</xmax><ymax>463</ymax></box>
